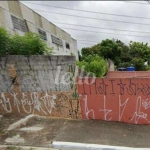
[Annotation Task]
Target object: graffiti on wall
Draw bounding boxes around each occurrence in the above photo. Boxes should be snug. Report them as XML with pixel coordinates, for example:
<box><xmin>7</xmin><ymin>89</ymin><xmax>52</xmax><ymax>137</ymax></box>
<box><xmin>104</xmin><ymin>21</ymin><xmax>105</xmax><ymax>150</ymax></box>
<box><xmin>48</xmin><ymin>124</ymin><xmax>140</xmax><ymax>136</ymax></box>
<box><xmin>0</xmin><ymin>56</ymin><xmax>81</xmax><ymax>119</ymax></box>
<box><xmin>78</xmin><ymin>78</ymin><xmax>150</xmax><ymax>124</ymax></box>
<box><xmin>0</xmin><ymin>92</ymin><xmax>80</xmax><ymax>118</ymax></box>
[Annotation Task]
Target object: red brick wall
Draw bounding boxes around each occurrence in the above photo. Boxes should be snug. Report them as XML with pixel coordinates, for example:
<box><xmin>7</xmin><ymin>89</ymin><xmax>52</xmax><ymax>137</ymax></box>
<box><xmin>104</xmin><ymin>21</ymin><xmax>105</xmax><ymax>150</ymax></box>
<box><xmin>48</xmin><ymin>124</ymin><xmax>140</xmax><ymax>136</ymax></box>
<box><xmin>78</xmin><ymin>78</ymin><xmax>150</xmax><ymax>124</ymax></box>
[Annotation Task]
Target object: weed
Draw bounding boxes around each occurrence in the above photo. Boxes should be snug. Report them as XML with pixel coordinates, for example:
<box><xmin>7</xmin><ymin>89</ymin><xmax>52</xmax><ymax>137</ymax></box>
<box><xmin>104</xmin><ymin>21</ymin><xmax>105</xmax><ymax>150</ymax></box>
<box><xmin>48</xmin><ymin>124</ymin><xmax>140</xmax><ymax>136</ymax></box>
<box><xmin>7</xmin><ymin>146</ymin><xmax>22</xmax><ymax>150</ymax></box>
<box><xmin>0</xmin><ymin>129</ymin><xmax>6</xmax><ymax>135</ymax></box>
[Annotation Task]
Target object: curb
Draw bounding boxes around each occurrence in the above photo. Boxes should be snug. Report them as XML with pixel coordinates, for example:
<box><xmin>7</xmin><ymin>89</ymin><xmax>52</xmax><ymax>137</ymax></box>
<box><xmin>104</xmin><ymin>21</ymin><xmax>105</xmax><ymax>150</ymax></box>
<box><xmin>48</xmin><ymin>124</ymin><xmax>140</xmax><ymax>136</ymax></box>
<box><xmin>52</xmin><ymin>141</ymin><xmax>150</xmax><ymax>150</ymax></box>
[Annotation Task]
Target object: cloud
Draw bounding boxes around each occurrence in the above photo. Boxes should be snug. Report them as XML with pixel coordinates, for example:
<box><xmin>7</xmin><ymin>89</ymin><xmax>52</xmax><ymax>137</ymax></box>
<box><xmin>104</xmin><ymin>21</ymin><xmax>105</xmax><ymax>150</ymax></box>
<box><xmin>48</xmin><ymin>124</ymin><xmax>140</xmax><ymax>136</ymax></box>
<box><xmin>21</xmin><ymin>1</ymin><xmax>150</xmax><ymax>50</ymax></box>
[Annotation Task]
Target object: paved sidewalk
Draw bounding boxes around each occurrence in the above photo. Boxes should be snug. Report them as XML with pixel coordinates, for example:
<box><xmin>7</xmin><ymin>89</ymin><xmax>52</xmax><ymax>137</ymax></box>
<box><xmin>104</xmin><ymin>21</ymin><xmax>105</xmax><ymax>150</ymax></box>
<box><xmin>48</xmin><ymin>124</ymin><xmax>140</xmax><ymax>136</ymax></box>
<box><xmin>1</xmin><ymin>114</ymin><xmax>150</xmax><ymax>149</ymax></box>
<box><xmin>52</xmin><ymin>119</ymin><xmax>150</xmax><ymax>149</ymax></box>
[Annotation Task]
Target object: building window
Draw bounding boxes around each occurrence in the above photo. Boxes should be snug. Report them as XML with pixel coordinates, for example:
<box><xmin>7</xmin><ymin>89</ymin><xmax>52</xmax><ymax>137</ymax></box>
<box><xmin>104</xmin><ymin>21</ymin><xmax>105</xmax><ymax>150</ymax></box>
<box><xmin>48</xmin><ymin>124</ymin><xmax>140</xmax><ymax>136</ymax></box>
<box><xmin>38</xmin><ymin>29</ymin><xmax>47</xmax><ymax>41</ymax></box>
<box><xmin>51</xmin><ymin>35</ymin><xmax>63</xmax><ymax>46</ymax></box>
<box><xmin>66</xmin><ymin>42</ymin><xmax>70</xmax><ymax>49</ymax></box>
<box><xmin>11</xmin><ymin>15</ymin><xmax>27</xmax><ymax>32</ymax></box>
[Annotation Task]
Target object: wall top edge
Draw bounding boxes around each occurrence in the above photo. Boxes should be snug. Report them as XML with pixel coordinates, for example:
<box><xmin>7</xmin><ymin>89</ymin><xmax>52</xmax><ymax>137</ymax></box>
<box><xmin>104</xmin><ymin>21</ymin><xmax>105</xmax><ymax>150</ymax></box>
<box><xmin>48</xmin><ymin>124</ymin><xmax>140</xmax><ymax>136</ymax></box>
<box><xmin>0</xmin><ymin>55</ymin><xmax>75</xmax><ymax>58</ymax></box>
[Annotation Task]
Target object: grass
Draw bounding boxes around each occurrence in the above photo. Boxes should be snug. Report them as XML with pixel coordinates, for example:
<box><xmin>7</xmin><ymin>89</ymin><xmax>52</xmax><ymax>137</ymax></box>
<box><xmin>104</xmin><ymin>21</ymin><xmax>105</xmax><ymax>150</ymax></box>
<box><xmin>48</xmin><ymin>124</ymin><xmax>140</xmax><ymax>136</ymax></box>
<box><xmin>7</xmin><ymin>146</ymin><xmax>22</xmax><ymax>150</ymax></box>
<box><xmin>0</xmin><ymin>129</ymin><xmax>6</xmax><ymax>135</ymax></box>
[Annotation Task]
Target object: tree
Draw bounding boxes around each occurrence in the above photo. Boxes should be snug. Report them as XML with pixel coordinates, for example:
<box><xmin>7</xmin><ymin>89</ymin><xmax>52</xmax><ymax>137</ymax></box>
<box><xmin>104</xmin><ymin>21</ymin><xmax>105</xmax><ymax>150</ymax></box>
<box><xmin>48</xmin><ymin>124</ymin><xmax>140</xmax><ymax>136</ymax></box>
<box><xmin>90</xmin><ymin>43</ymin><xmax>101</xmax><ymax>56</ymax></box>
<box><xmin>80</xmin><ymin>43</ymin><xmax>101</xmax><ymax>60</ymax></box>
<box><xmin>99</xmin><ymin>39</ymin><xmax>122</xmax><ymax>65</ymax></box>
<box><xmin>129</xmin><ymin>41</ymin><xmax>150</xmax><ymax>71</ymax></box>
<box><xmin>77</xmin><ymin>55</ymin><xmax>107</xmax><ymax>77</ymax></box>
<box><xmin>81</xmin><ymin>47</ymin><xmax>93</xmax><ymax>59</ymax></box>
<box><xmin>116</xmin><ymin>39</ymin><xmax>131</xmax><ymax>62</ymax></box>
<box><xmin>79</xmin><ymin>38</ymin><xmax>150</xmax><ymax>71</ymax></box>
<box><xmin>131</xmin><ymin>58</ymin><xmax>146</xmax><ymax>71</ymax></box>
<box><xmin>115</xmin><ymin>39</ymin><xmax>131</xmax><ymax>68</ymax></box>
<box><xmin>129</xmin><ymin>41</ymin><xmax>150</xmax><ymax>61</ymax></box>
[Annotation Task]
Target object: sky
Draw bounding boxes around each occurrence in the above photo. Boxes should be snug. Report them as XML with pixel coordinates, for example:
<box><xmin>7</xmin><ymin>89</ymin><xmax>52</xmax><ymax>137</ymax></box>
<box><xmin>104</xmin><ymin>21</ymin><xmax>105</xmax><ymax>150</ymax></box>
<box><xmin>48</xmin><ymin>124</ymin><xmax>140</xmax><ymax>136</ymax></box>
<box><xmin>21</xmin><ymin>1</ymin><xmax>150</xmax><ymax>51</ymax></box>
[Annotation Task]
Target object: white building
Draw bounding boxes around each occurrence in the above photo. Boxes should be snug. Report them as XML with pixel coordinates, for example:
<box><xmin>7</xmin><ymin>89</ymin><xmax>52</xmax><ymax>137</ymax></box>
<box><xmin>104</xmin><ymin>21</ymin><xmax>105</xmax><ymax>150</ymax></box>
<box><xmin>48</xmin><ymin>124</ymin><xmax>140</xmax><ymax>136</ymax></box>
<box><xmin>0</xmin><ymin>1</ymin><xmax>78</xmax><ymax>60</ymax></box>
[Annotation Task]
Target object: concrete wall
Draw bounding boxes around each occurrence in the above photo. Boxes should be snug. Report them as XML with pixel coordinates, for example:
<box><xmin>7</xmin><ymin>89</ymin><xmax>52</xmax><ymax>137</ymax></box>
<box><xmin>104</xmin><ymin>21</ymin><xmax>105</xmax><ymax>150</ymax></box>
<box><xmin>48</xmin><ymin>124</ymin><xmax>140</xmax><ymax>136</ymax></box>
<box><xmin>0</xmin><ymin>1</ymin><xmax>78</xmax><ymax>60</ymax></box>
<box><xmin>0</xmin><ymin>56</ymin><xmax>81</xmax><ymax>118</ymax></box>
<box><xmin>78</xmin><ymin>77</ymin><xmax>150</xmax><ymax>124</ymax></box>
<box><xmin>107</xmin><ymin>59</ymin><xmax>115</xmax><ymax>71</ymax></box>
<box><xmin>1</xmin><ymin>55</ymin><xmax>150</xmax><ymax>124</ymax></box>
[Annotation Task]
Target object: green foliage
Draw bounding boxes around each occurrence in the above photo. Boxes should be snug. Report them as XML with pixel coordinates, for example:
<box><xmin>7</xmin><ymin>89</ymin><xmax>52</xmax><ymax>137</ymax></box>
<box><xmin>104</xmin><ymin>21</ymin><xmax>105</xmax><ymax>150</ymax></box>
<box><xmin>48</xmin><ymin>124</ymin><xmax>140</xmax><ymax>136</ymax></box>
<box><xmin>128</xmin><ymin>41</ymin><xmax>150</xmax><ymax>71</ymax></box>
<box><xmin>131</xmin><ymin>58</ymin><xmax>146</xmax><ymax>71</ymax></box>
<box><xmin>77</xmin><ymin>55</ymin><xmax>107</xmax><ymax>77</ymax></box>
<box><xmin>0</xmin><ymin>27</ymin><xmax>53</xmax><ymax>55</ymax></box>
<box><xmin>0</xmin><ymin>27</ymin><xmax>10</xmax><ymax>55</ymax></box>
<box><xmin>99</xmin><ymin>39</ymin><xmax>122</xmax><ymax>63</ymax></box>
<box><xmin>80</xmin><ymin>44</ymin><xmax>101</xmax><ymax>60</ymax></box>
<box><xmin>129</xmin><ymin>41</ymin><xmax>150</xmax><ymax>61</ymax></box>
<box><xmin>116</xmin><ymin>39</ymin><xmax>131</xmax><ymax>63</ymax></box>
<box><xmin>79</xmin><ymin>38</ymin><xmax>150</xmax><ymax>71</ymax></box>
<box><xmin>81</xmin><ymin>47</ymin><xmax>93</xmax><ymax>59</ymax></box>
<box><xmin>117</xmin><ymin>62</ymin><xmax>131</xmax><ymax>68</ymax></box>
<box><xmin>90</xmin><ymin>44</ymin><xmax>101</xmax><ymax>56</ymax></box>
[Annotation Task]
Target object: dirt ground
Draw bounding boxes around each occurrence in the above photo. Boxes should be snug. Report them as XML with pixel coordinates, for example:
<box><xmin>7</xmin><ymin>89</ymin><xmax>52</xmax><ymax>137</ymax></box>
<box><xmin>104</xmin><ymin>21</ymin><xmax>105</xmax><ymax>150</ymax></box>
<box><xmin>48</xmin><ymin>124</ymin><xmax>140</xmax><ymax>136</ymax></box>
<box><xmin>0</xmin><ymin>114</ymin><xmax>66</xmax><ymax>148</ymax></box>
<box><xmin>0</xmin><ymin>114</ymin><xmax>27</xmax><ymax>144</ymax></box>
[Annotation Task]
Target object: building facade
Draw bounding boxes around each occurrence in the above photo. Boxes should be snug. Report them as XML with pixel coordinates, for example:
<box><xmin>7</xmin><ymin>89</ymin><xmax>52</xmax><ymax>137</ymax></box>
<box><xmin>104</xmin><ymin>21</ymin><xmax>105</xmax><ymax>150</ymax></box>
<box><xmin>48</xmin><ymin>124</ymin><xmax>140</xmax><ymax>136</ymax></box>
<box><xmin>0</xmin><ymin>1</ymin><xmax>78</xmax><ymax>60</ymax></box>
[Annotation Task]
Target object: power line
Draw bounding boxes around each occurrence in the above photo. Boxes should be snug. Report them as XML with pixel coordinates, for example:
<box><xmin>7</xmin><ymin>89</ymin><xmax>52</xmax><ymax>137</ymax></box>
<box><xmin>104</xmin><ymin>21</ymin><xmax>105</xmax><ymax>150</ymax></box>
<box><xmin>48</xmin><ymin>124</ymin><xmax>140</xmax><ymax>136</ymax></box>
<box><xmin>78</xmin><ymin>42</ymin><xmax>96</xmax><ymax>45</ymax></box>
<box><xmin>78</xmin><ymin>39</ymin><xmax>99</xmax><ymax>43</ymax></box>
<box><xmin>61</xmin><ymin>27</ymin><xmax>150</xmax><ymax>38</ymax></box>
<box><xmin>33</xmin><ymin>9</ymin><xmax>150</xmax><ymax>26</ymax></box>
<box><xmin>124</xmin><ymin>1</ymin><xmax>150</xmax><ymax>5</ymax></box>
<box><xmin>24</xmin><ymin>2</ymin><xmax>150</xmax><ymax>20</ymax></box>
<box><xmin>53</xmin><ymin>22</ymin><xmax>150</xmax><ymax>34</ymax></box>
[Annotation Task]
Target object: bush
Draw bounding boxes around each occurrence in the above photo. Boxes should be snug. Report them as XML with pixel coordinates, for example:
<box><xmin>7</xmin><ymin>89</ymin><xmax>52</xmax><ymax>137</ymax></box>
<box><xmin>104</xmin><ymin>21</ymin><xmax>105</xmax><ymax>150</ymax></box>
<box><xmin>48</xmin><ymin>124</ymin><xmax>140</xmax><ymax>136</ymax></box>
<box><xmin>77</xmin><ymin>55</ymin><xmax>107</xmax><ymax>77</ymax></box>
<box><xmin>0</xmin><ymin>27</ymin><xmax>53</xmax><ymax>55</ymax></box>
<box><xmin>0</xmin><ymin>27</ymin><xmax>10</xmax><ymax>55</ymax></box>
